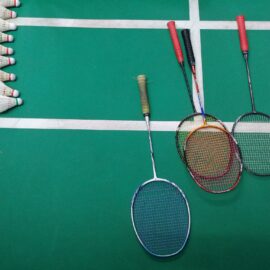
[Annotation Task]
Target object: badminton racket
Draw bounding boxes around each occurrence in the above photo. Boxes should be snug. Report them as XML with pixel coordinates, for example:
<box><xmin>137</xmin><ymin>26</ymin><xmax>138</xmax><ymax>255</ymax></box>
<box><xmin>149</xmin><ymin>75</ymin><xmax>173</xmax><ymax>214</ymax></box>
<box><xmin>232</xmin><ymin>15</ymin><xmax>270</xmax><ymax>176</ymax></box>
<box><xmin>131</xmin><ymin>75</ymin><xmax>190</xmax><ymax>257</ymax></box>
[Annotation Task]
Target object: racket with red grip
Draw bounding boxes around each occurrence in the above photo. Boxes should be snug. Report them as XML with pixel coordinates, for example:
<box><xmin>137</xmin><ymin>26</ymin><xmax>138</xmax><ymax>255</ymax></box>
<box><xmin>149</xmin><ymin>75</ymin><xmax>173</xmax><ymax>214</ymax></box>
<box><xmin>232</xmin><ymin>15</ymin><xmax>270</xmax><ymax>176</ymax></box>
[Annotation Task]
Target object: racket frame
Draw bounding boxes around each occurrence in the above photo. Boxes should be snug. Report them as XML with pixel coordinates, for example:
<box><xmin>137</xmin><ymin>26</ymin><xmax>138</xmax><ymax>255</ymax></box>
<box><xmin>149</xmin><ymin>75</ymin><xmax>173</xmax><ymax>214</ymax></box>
<box><xmin>131</xmin><ymin>177</ymin><xmax>191</xmax><ymax>257</ymax></box>
<box><xmin>232</xmin><ymin>111</ymin><xmax>270</xmax><ymax>176</ymax></box>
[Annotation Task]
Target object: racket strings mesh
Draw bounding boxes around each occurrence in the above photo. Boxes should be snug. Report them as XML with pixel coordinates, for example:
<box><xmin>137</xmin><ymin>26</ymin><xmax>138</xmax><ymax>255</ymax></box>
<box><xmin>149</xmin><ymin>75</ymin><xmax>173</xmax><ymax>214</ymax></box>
<box><xmin>185</xmin><ymin>128</ymin><xmax>242</xmax><ymax>193</ymax></box>
<box><xmin>176</xmin><ymin>114</ymin><xmax>227</xmax><ymax>161</ymax></box>
<box><xmin>185</xmin><ymin>128</ymin><xmax>232</xmax><ymax>178</ymax></box>
<box><xmin>233</xmin><ymin>113</ymin><xmax>270</xmax><ymax>175</ymax></box>
<box><xmin>132</xmin><ymin>181</ymin><xmax>189</xmax><ymax>256</ymax></box>
<box><xmin>194</xmin><ymin>148</ymin><xmax>241</xmax><ymax>192</ymax></box>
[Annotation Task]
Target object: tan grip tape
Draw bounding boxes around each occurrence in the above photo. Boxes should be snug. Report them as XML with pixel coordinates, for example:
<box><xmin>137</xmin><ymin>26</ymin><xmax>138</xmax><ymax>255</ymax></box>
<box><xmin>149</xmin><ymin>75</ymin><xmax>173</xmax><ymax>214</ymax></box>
<box><xmin>137</xmin><ymin>75</ymin><xmax>150</xmax><ymax>115</ymax></box>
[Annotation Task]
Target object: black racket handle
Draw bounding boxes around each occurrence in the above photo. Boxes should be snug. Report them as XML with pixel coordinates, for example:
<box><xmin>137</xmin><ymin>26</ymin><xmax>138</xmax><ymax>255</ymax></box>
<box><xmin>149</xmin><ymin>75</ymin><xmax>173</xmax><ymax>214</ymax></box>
<box><xmin>181</xmin><ymin>29</ymin><xmax>195</xmax><ymax>70</ymax></box>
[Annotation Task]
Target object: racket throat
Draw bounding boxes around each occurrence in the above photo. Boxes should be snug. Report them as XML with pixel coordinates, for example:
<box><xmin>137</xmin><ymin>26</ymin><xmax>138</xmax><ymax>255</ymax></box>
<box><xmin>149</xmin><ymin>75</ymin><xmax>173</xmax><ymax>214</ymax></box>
<box><xmin>145</xmin><ymin>116</ymin><xmax>158</xmax><ymax>179</ymax></box>
<box><xmin>191</xmin><ymin>65</ymin><xmax>206</xmax><ymax>119</ymax></box>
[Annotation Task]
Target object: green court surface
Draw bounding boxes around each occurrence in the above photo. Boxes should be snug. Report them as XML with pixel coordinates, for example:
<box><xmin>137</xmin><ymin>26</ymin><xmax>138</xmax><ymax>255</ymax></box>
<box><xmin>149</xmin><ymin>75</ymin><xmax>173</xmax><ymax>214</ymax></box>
<box><xmin>200</xmin><ymin>0</ymin><xmax>270</xmax><ymax>21</ymax></box>
<box><xmin>1</xmin><ymin>1</ymin><xmax>270</xmax><ymax>270</ymax></box>
<box><xmin>17</xmin><ymin>0</ymin><xmax>189</xmax><ymax>20</ymax></box>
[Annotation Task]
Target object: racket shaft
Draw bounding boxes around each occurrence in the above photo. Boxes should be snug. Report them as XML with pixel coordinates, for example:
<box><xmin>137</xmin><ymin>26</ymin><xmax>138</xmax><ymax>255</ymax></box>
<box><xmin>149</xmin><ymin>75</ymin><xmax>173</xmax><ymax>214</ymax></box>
<box><xmin>236</xmin><ymin>16</ymin><xmax>256</xmax><ymax>112</ymax></box>
<box><xmin>181</xmin><ymin>65</ymin><xmax>196</xmax><ymax>113</ymax></box>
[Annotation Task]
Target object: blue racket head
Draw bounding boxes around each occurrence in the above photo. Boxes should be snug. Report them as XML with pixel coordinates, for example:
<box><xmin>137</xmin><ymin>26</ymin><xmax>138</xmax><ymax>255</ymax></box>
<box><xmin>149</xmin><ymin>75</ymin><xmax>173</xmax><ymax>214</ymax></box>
<box><xmin>131</xmin><ymin>178</ymin><xmax>190</xmax><ymax>257</ymax></box>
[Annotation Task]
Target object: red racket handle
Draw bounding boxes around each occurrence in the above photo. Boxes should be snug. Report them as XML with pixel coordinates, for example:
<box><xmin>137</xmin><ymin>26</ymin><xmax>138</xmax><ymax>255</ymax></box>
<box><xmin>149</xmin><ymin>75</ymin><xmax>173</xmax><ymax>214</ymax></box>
<box><xmin>167</xmin><ymin>21</ymin><xmax>184</xmax><ymax>64</ymax></box>
<box><xmin>236</xmin><ymin>15</ymin><xmax>248</xmax><ymax>52</ymax></box>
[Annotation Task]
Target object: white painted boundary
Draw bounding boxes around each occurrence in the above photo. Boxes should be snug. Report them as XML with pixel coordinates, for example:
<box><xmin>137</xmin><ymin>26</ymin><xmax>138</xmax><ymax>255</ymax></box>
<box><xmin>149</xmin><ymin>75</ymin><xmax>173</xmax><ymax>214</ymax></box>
<box><xmin>1</xmin><ymin>118</ymin><xmax>269</xmax><ymax>132</ymax></box>
<box><xmin>0</xmin><ymin>118</ymin><xmax>233</xmax><ymax>131</ymax></box>
<box><xmin>200</xmin><ymin>21</ymin><xmax>270</xmax><ymax>30</ymax></box>
<box><xmin>11</xmin><ymin>18</ymin><xmax>270</xmax><ymax>30</ymax></box>
<box><xmin>0</xmin><ymin>118</ymin><xmax>175</xmax><ymax>131</ymax></box>
<box><xmin>0</xmin><ymin>118</ymin><xmax>270</xmax><ymax>133</ymax></box>
<box><xmin>11</xmin><ymin>17</ymin><xmax>191</xmax><ymax>29</ymax></box>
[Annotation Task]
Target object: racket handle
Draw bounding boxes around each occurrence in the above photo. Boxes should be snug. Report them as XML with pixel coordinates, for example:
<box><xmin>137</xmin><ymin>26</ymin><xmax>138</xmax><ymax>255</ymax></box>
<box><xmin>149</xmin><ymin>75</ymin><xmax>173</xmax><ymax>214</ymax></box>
<box><xmin>167</xmin><ymin>21</ymin><xmax>184</xmax><ymax>64</ymax></box>
<box><xmin>181</xmin><ymin>29</ymin><xmax>195</xmax><ymax>70</ymax></box>
<box><xmin>137</xmin><ymin>75</ymin><xmax>150</xmax><ymax>116</ymax></box>
<box><xmin>236</xmin><ymin>15</ymin><xmax>248</xmax><ymax>52</ymax></box>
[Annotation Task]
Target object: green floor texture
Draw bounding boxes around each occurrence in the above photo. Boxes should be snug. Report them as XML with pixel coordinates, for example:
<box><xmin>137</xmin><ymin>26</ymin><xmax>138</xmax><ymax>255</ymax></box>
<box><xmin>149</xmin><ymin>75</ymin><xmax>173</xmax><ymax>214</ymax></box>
<box><xmin>18</xmin><ymin>0</ymin><xmax>189</xmax><ymax>20</ymax></box>
<box><xmin>1</xmin><ymin>1</ymin><xmax>270</xmax><ymax>270</ymax></box>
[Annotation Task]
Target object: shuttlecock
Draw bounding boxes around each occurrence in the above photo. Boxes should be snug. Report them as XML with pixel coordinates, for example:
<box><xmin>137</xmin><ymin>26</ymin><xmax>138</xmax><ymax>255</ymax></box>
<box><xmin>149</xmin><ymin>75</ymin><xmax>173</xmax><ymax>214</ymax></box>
<box><xmin>0</xmin><ymin>6</ymin><xmax>16</xmax><ymax>19</ymax></box>
<box><xmin>0</xmin><ymin>70</ymin><xmax>15</xmax><ymax>81</ymax></box>
<box><xmin>0</xmin><ymin>18</ymin><xmax>16</xmax><ymax>32</ymax></box>
<box><xmin>0</xmin><ymin>32</ymin><xmax>13</xmax><ymax>43</ymax></box>
<box><xmin>0</xmin><ymin>96</ymin><xmax>22</xmax><ymax>113</ymax></box>
<box><xmin>0</xmin><ymin>55</ymin><xmax>15</xmax><ymax>68</ymax></box>
<box><xmin>0</xmin><ymin>0</ymin><xmax>20</xmax><ymax>7</ymax></box>
<box><xmin>0</xmin><ymin>44</ymin><xmax>13</xmax><ymax>55</ymax></box>
<box><xmin>0</xmin><ymin>81</ymin><xmax>19</xmax><ymax>97</ymax></box>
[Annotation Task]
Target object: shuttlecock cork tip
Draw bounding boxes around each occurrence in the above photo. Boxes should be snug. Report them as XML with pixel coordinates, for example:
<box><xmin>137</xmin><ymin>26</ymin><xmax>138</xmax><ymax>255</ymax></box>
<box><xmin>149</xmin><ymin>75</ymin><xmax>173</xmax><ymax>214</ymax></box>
<box><xmin>12</xmin><ymin>89</ymin><xmax>19</xmax><ymax>97</ymax></box>
<box><xmin>11</xmin><ymin>11</ymin><xmax>17</xmax><ymax>19</ymax></box>
<box><xmin>10</xmin><ymin>73</ymin><xmax>16</xmax><ymax>81</ymax></box>
<box><xmin>8</xmin><ymin>35</ymin><xmax>14</xmax><ymax>42</ymax></box>
<box><xmin>16</xmin><ymin>98</ymin><xmax>23</xmax><ymax>106</ymax></box>
<box><xmin>10</xmin><ymin>57</ymin><xmax>15</xmax><ymax>65</ymax></box>
<box><xmin>9</xmin><ymin>23</ymin><xmax>17</xmax><ymax>31</ymax></box>
<box><xmin>7</xmin><ymin>47</ymin><xmax>13</xmax><ymax>55</ymax></box>
<box><xmin>15</xmin><ymin>0</ymin><xmax>21</xmax><ymax>6</ymax></box>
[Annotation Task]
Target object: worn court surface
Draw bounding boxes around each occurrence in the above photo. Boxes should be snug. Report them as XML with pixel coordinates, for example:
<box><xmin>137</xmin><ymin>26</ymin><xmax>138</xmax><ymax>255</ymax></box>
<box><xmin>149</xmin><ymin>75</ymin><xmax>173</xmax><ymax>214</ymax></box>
<box><xmin>1</xmin><ymin>1</ymin><xmax>270</xmax><ymax>269</ymax></box>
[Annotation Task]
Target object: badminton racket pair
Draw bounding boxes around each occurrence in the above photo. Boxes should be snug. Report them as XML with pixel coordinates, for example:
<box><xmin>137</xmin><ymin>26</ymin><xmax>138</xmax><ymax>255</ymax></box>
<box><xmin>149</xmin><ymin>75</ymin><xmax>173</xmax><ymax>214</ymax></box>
<box><xmin>167</xmin><ymin>21</ymin><xmax>242</xmax><ymax>193</ymax></box>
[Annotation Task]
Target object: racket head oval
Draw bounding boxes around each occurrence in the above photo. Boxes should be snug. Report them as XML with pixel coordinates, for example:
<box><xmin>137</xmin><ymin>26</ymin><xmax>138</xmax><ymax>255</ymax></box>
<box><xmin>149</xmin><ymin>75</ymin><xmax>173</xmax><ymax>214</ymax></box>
<box><xmin>184</xmin><ymin>125</ymin><xmax>242</xmax><ymax>193</ymax></box>
<box><xmin>176</xmin><ymin>113</ymin><xmax>228</xmax><ymax>162</ymax></box>
<box><xmin>232</xmin><ymin>111</ymin><xmax>270</xmax><ymax>176</ymax></box>
<box><xmin>131</xmin><ymin>178</ymin><xmax>190</xmax><ymax>257</ymax></box>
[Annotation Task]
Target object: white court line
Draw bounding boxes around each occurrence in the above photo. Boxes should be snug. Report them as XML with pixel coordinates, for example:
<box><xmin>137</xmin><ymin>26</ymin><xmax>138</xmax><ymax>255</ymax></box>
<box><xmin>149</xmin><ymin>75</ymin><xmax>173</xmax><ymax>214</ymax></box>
<box><xmin>11</xmin><ymin>18</ymin><xmax>270</xmax><ymax>30</ymax></box>
<box><xmin>0</xmin><ymin>118</ymin><xmax>269</xmax><ymax>132</ymax></box>
<box><xmin>189</xmin><ymin>0</ymin><xmax>204</xmax><ymax>112</ymax></box>
<box><xmin>11</xmin><ymin>17</ymin><xmax>191</xmax><ymax>29</ymax></box>
<box><xmin>0</xmin><ymin>118</ymin><xmax>237</xmax><ymax>132</ymax></box>
<box><xmin>0</xmin><ymin>118</ymin><xmax>179</xmax><ymax>131</ymax></box>
<box><xmin>200</xmin><ymin>21</ymin><xmax>270</xmax><ymax>30</ymax></box>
